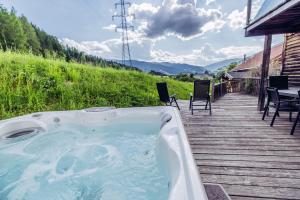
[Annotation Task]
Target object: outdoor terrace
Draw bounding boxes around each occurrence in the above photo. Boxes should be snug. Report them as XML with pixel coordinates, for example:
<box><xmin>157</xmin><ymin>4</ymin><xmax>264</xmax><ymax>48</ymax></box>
<box><xmin>180</xmin><ymin>93</ymin><xmax>300</xmax><ymax>200</ymax></box>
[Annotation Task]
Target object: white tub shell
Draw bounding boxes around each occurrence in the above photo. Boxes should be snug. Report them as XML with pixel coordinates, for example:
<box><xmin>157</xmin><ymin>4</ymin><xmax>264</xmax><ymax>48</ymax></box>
<box><xmin>0</xmin><ymin>107</ymin><xmax>208</xmax><ymax>200</ymax></box>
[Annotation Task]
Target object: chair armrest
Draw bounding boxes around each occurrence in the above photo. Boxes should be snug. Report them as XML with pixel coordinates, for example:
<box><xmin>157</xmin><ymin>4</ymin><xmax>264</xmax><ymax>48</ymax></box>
<box><xmin>170</xmin><ymin>94</ymin><xmax>176</xmax><ymax>98</ymax></box>
<box><xmin>279</xmin><ymin>100</ymin><xmax>299</xmax><ymax>103</ymax></box>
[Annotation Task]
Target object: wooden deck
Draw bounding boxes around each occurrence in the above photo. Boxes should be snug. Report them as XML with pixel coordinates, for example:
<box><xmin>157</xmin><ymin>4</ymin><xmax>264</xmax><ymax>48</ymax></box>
<box><xmin>179</xmin><ymin>93</ymin><xmax>300</xmax><ymax>200</ymax></box>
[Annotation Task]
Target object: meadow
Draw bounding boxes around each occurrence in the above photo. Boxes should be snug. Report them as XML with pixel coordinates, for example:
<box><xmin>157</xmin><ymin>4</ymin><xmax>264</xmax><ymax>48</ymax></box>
<box><xmin>0</xmin><ymin>51</ymin><xmax>193</xmax><ymax>119</ymax></box>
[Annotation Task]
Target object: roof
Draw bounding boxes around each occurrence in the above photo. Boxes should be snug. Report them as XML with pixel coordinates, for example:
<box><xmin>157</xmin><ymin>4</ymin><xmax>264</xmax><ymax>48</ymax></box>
<box><xmin>245</xmin><ymin>0</ymin><xmax>300</xmax><ymax>36</ymax></box>
<box><xmin>231</xmin><ymin>43</ymin><xmax>283</xmax><ymax>72</ymax></box>
<box><xmin>223</xmin><ymin>71</ymin><xmax>252</xmax><ymax>80</ymax></box>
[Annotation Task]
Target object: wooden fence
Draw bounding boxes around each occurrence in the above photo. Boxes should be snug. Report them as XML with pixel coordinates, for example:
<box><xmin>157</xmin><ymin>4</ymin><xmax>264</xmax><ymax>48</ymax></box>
<box><xmin>212</xmin><ymin>82</ymin><xmax>227</xmax><ymax>102</ymax></box>
<box><xmin>212</xmin><ymin>78</ymin><xmax>263</xmax><ymax>101</ymax></box>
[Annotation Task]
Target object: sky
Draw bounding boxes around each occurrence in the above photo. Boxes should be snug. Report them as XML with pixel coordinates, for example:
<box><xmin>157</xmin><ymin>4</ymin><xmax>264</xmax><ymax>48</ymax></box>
<box><xmin>1</xmin><ymin>0</ymin><xmax>284</xmax><ymax>66</ymax></box>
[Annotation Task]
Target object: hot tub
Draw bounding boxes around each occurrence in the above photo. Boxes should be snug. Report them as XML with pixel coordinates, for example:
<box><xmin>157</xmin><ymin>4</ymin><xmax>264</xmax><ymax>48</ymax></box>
<box><xmin>0</xmin><ymin>107</ymin><xmax>208</xmax><ymax>200</ymax></box>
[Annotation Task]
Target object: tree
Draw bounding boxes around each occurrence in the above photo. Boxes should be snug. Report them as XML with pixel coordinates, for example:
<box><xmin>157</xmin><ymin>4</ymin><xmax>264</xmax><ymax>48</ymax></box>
<box><xmin>0</xmin><ymin>6</ymin><xmax>26</xmax><ymax>50</ymax></box>
<box><xmin>20</xmin><ymin>15</ymin><xmax>41</xmax><ymax>54</ymax></box>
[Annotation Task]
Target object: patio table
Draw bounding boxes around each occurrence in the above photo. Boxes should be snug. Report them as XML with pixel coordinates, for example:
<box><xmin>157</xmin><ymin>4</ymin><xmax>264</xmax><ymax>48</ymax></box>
<box><xmin>278</xmin><ymin>87</ymin><xmax>300</xmax><ymax>98</ymax></box>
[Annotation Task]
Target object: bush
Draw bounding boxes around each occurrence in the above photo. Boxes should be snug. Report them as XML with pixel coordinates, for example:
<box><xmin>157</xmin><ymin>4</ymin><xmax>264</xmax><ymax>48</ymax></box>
<box><xmin>244</xmin><ymin>78</ymin><xmax>255</xmax><ymax>94</ymax></box>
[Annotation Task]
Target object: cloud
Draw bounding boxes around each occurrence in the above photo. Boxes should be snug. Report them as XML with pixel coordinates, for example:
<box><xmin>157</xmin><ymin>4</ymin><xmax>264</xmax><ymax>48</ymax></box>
<box><xmin>60</xmin><ymin>37</ymin><xmax>154</xmax><ymax>61</ymax></box>
<box><xmin>130</xmin><ymin>0</ymin><xmax>225</xmax><ymax>40</ymax></box>
<box><xmin>60</xmin><ymin>38</ymin><xmax>111</xmax><ymax>56</ymax></box>
<box><xmin>61</xmin><ymin>36</ymin><xmax>262</xmax><ymax>66</ymax></box>
<box><xmin>227</xmin><ymin>7</ymin><xmax>247</xmax><ymax>30</ymax></box>
<box><xmin>102</xmin><ymin>24</ymin><xmax>116</xmax><ymax>31</ymax></box>
<box><xmin>129</xmin><ymin>3</ymin><xmax>158</xmax><ymax>19</ymax></box>
<box><xmin>150</xmin><ymin>43</ymin><xmax>262</xmax><ymax>65</ymax></box>
<box><xmin>206</xmin><ymin>0</ymin><xmax>215</xmax><ymax>5</ymax></box>
<box><xmin>217</xmin><ymin>45</ymin><xmax>262</xmax><ymax>58</ymax></box>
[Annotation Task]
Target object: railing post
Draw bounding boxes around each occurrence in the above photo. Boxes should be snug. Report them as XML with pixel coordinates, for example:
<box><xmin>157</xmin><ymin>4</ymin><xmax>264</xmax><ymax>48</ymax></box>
<box><xmin>219</xmin><ymin>83</ymin><xmax>222</xmax><ymax>97</ymax></box>
<box><xmin>211</xmin><ymin>81</ymin><xmax>215</xmax><ymax>102</ymax></box>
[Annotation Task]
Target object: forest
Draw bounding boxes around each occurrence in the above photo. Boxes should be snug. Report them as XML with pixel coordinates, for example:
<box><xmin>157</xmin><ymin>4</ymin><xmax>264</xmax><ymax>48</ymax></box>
<box><xmin>0</xmin><ymin>6</ymin><xmax>138</xmax><ymax>71</ymax></box>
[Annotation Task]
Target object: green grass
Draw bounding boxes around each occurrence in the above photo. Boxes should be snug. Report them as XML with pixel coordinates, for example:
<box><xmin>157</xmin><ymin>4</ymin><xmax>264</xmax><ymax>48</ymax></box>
<box><xmin>0</xmin><ymin>51</ymin><xmax>193</xmax><ymax>119</ymax></box>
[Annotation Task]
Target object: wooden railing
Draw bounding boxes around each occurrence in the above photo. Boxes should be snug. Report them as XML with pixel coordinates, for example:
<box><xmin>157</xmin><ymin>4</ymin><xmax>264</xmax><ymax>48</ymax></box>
<box><xmin>227</xmin><ymin>78</ymin><xmax>262</xmax><ymax>96</ymax></box>
<box><xmin>212</xmin><ymin>82</ymin><xmax>227</xmax><ymax>102</ymax></box>
<box><xmin>212</xmin><ymin>78</ymin><xmax>263</xmax><ymax>101</ymax></box>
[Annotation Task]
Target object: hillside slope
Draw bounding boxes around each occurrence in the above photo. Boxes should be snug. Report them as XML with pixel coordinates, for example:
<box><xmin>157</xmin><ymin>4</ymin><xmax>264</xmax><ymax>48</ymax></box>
<box><xmin>120</xmin><ymin>60</ymin><xmax>207</xmax><ymax>75</ymax></box>
<box><xmin>204</xmin><ymin>58</ymin><xmax>241</xmax><ymax>72</ymax></box>
<box><xmin>0</xmin><ymin>51</ymin><xmax>192</xmax><ymax>119</ymax></box>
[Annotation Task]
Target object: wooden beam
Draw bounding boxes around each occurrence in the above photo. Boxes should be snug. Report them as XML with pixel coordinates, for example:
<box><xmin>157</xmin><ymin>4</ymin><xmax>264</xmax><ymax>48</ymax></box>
<box><xmin>246</xmin><ymin>0</ymin><xmax>252</xmax><ymax>25</ymax></box>
<box><xmin>245</xmin><ymin>26</ymin><xmax>300</xmax><ymax>37</ymax></box>
<box><xmin>245</xmin><ymin>0</ymin><xmax>300</xmax><ymax>36</ymax></box>
<box><xmin>258</xmin><ymin>35</ymin><xmax>272</xmax><ymax>111</ymax></box>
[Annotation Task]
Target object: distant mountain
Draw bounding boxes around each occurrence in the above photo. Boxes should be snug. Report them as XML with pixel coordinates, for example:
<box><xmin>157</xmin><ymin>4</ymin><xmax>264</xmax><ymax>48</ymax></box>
<box><xmin>117</xmin><ymin>60</ymin><xmax>207</xmax><ymax>75</ymax></box>
<box><xmin>204</xmin><ymin>58</ymin><xmax>242</xmax><ymax>72</ymax></box>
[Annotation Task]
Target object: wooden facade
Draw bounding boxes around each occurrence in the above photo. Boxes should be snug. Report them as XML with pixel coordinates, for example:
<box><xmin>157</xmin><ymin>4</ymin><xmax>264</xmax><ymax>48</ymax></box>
<box><xmin>281</xmin><ymin>33</ymin><xmax>300</xmax><ymax>86</ymax></box>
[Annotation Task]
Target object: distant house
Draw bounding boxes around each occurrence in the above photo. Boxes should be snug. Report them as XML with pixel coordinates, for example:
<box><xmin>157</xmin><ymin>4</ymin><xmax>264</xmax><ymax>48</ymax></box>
<box><xmin>224</xmin><ymin>43</ymin><xmax>283</xmax><ymax>80</ymax></box>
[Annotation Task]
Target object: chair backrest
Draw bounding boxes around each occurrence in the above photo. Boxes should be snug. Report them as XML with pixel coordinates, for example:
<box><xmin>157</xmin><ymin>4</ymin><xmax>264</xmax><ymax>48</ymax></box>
<box><xmin>266</xmin><ymin>87</ymin><xmax>280</xmax><ymax>104</ymax></box>
<box><xmin>269</xmin><ymin>76</ymin><xmax>288</xmax><ymax>90</ymax></box>
<box><xmin>156</xmin><ymin>82</ymin><xmax>170</xmax><ymax>103</ymax></box>
<box><xmin>193</xmin><ymin>80</ymin><xmax>210</xmax><ymax>100</ymax></box>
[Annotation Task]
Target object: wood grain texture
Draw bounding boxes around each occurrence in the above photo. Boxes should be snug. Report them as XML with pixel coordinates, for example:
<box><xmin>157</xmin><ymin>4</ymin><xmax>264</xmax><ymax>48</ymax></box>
<box><xmin>179</xmin><ymin>93</ymin><xmax>300</xmax><ymax>200</ymax></box>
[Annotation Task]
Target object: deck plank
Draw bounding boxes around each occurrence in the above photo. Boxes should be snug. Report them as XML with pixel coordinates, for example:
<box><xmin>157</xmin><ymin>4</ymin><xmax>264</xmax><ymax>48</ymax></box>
<box><xmin>179</xmin><ymin>94</ymin><xmax>300</xmax><ymax>200</ymax></box>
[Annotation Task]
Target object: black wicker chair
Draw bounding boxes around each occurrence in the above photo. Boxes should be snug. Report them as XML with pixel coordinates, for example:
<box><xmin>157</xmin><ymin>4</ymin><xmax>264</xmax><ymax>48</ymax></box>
<box><xmin>190</xmin><ymin>80</ymin><xmax>211</xmax><ymax>115</ymax></box>
<box><xmin>269</xmin><ymin>75</ymin><xmax>288</xmax><ymax>90</ymax></box>
<box><xmin>262</xmin><ymin>87</ymin><xmax>298</xmax><ymax>127</ymax></box>
<box><xmin>156</xmin><ymin>82</ymin><xmax>180</xmax><ymax>110</ymax></box>
<box><xmin>290</xmin><ymin>91</ymin><xmax>300</xmax><ymax>135</ymax></box>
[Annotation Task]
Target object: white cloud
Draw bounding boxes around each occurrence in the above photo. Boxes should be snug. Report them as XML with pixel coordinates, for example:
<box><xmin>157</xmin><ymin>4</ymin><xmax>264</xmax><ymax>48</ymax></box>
<box><xmin>127</xmin><ymin>0</ymin><xmax>225</xmax><ymax>40</ymax></box>
<box><xmin>201</xmin><ymin>19</ymin><xmax>226</xmax><ymax>33</ymax></box>
<box><xmin>217</xmin><ymin>45</ymin><xmax>262</xmax><ymax>58</ymax></box>
<box><xmin>227</xmin><ymin>7</ymin><xmax>247</xmax><ymax>30</ymax></box>
<box><xmin>206</xmin><ymin>0</ymin><xmax>215</xmax><ymax>5</ymax></box>
<box><xmin>102</xmin><ymin>24</ymin><xmax>116</xmax><ymax>31</ymax></box>
<box><xmin>128</xmin><ymin>3</ymin><xmax>158</xmax><ymax>19</ymax></box>
<box><xmin>60</xmin><ymin>37</ymin><xmax>154</xmax><ymax>61</ymax></box>
<box><xmin>60</xmin><ymin>38</ymin><xmax>111</xmax><ymax>56</ymax></box>
<box><xmin>61</xmin><ymin>36</ymin><xmax>262</xmax><ymax>66</ymax></box>
<box><xmin>150</xmin><ymin>43</ymin><xmax>262</xmax><ymax>65</ymax></box>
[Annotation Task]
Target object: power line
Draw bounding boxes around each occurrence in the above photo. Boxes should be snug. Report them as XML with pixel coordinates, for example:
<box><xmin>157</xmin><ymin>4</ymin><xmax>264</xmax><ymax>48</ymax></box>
<box><xmin>112</xmin><ymin>0</ymin><xmax>134</xmax><ymax>67</ymax></box>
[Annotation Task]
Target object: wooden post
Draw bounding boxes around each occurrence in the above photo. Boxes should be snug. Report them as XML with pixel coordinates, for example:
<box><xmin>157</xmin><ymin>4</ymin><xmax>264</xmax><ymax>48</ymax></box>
<box><xmin>258</xmin><ymin>35</ymin><xmax>272</xmax><ymax>111</ymax></box>
<box><xmin>211</xmin><ymin>81</ymin><xmax>215</xmax><ymax>102</ymax></box>
<box><xmin>246</xmin><ymin>0</ymin><xmax>252</xmax><ymax>25</ymax></box>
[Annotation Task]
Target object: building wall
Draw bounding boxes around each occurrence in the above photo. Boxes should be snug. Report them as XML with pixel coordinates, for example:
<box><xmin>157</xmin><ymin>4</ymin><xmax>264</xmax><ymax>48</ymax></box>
<box><xmin>282</xmin><ymin>33</ymin><xmax>300</xmax><ymax>86</ymax></box>
<box><xmin>231</xmin><ymin>43</ymin><xmax>283</xmax><ymax>78</ymax></box>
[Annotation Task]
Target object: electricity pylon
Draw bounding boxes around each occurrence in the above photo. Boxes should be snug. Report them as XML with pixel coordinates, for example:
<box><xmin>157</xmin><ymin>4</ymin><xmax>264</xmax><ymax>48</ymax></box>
<box><xmin>113</xmin><ymin>0</ymin><xmax>134</xmax><ymax>67</ymax></box>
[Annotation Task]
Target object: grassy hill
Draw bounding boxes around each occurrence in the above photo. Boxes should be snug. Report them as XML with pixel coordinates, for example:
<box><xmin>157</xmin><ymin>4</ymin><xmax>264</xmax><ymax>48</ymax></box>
<box><xmin>0</xmin><ymin>51</ymin><xmax>192</xmax><ymax>119</ymax></box>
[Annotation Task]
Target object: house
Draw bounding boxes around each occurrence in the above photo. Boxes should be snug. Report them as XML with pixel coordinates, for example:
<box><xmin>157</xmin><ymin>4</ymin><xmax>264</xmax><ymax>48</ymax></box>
<box><xmin>281</xmin><ymin>33</ymin><xmax>300</xmax><ymax>86</ymax></box>
<box><xmin>225</xmin><ymin>43</ymin><xmax>283</xmax><ymax>80</ymax></box>
<box><xmin>245</xmin><ymin>0</ymin><xmax>300</xmax><ymax>110</ymax></box>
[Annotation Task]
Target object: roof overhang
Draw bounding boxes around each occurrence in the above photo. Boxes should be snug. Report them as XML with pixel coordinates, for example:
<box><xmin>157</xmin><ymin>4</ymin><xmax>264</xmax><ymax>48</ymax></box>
<box><xmin>245</xmin><ymin>0</ymin><xmax>300</xmax><ymax>37</ymax></box>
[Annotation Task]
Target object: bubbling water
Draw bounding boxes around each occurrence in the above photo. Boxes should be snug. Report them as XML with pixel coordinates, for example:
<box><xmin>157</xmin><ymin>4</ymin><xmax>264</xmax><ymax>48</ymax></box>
<box><xmin>0</xmin><ymin>118</ymin><xmax>169</xmax><ymax>200</ymax></box>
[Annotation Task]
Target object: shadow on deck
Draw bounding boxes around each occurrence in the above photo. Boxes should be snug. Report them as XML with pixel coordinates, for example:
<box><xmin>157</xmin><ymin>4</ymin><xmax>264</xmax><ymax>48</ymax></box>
<box><xmin>179</xmin><ymin>93</ymin><xmax>300</xmax><ymax>200</ymax></box>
